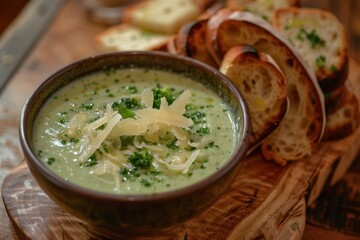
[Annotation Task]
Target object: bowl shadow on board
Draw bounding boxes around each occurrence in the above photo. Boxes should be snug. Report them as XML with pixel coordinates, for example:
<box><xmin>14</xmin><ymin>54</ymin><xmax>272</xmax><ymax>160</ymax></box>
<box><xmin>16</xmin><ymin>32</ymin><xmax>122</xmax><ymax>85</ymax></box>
<box><xmin>19</xmin><ymin>51</ymin><xmax>251</xmax><ymax>237</ymax></box>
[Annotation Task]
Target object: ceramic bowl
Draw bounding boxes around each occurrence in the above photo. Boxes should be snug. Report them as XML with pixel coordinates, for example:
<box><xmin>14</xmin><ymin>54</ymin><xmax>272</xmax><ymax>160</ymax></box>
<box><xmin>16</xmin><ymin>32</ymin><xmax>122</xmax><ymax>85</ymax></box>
<box><xmin>19</xmin><ymin>51</ymin><xmax>250</xmax><ymax>236</ymax></box>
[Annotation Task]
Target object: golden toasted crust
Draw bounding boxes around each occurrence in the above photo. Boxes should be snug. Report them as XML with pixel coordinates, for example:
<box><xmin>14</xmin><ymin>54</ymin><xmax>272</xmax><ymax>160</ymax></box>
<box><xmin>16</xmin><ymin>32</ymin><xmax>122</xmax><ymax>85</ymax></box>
<box><xmin>174</xmin><ymin>19</ymin><xmax>218</xmax><ymax>68</ymax></box>
<box><xmin>207</xmin><ymin>8</ymin><xmax>325</xmax><ymax>163</ymax></box>
<box><xmin>273</xmin><ymin>7</ymin><xmax>349</xmax><ymax>92</ymax></box>
<box><xmin>220</xmin><ymin>45</ymin><xmax>288</xmax><ymax>150</ymax></box>
<box><xmin>323</xmin><ymin>87</ymin><xmax>360</xmax><ymax>141</ymax></box>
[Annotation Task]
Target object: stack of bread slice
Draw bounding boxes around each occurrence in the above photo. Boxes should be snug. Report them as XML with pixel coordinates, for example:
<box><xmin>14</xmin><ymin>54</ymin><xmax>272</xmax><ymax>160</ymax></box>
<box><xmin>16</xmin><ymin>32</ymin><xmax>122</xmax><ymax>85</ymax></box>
<box><xmin>95</xmin><ymin>0</ymin><xmax>359</xmax><ymax>165</ymax></box>
<box><xmin>96</xmin><ymin>0</ymin><xmax>214</xmax><ymax>52</ymax></box>
<box><xmin>273</xmin><ymin>7</ymin><xmax>359</xmax><ymax>141</ymax></box>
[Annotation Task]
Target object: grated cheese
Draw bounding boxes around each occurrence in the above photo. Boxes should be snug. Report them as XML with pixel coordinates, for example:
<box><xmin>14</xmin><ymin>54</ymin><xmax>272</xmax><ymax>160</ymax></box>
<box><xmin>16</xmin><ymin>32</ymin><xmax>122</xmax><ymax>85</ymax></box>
<box><xmin>69</xmin><ymin>89</ymin><xmax>200</xmax><ymax>176</ymax></box>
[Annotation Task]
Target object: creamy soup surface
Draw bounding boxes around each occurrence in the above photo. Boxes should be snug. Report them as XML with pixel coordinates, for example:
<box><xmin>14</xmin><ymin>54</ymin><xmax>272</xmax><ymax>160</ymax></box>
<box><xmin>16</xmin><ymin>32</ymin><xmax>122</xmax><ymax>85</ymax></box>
<box><xmin>33</xmin><ymin>68</ymin><xmax>238</xmax><ymax>194</ymax></box>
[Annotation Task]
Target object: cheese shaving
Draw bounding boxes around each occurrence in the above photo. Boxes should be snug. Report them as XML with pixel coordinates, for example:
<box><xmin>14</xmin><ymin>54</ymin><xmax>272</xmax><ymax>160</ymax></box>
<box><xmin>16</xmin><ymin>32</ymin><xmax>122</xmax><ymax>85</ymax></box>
<box><xmin>74</xmin><ymin>88</ymin><xmax>201</xmax><ymax>175</ymax></box>
<box><xmin>79</xmin><ymin>112</ymin><xmax>122</xmax><ymax>163</ymax></box>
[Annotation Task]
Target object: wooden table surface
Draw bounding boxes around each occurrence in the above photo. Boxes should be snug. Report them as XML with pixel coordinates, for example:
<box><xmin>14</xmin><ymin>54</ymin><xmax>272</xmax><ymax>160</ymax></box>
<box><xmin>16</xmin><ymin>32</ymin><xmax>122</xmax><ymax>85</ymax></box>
<box><xmin>0</xmin><ymin>1</ymin><xmax>359</xmax><ymax>239</ymax></box>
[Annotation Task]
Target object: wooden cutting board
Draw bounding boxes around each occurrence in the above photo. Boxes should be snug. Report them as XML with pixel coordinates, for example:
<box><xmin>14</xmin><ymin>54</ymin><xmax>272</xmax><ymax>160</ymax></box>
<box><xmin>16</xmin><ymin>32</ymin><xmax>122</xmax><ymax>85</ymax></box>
<box><xmin>1</xmin><ymin>1</ymin><xmax>360</xmax><ymax>239</ymax></box>
<box><xmin>2</xmin><ymin>117</ymin><xmax>360</xmax><ymax>240</ymax></box>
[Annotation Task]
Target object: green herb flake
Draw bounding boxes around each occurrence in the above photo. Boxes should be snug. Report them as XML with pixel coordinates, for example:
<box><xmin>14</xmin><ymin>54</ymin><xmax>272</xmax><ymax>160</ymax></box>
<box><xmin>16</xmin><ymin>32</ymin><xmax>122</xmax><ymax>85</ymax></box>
<box><xmin>127</xmin><ymin>149</ymin><xmax>153</xmax><ymax>170</ymax></box>
<box><xmin>166</xmin><ymin>140</ymin><xmax>179</xmax><ymax>150</ymax></box>
<box><xmin>140</xmin><ymin>178</ymin><xmax>152</xmax><ymax>187</ymax></box>
<box><xmin>81</xmin><ymin>102</ymin><xmax>94</xmax><ymax>110</ymax></box>
<box><xmin>297</xmin><ymin>28</ymin><xmax>326</xmax><ymax>48</ymax></box>
<box><xmin>70</xmin><ymin>138</ymin><xmax>80</xmax><ymax>144</ymax></box>
<box><xmin>316</xmin><ymin>55</ymin><xmax>326</xmax><ymax>68</ymax></box>
<box><xmin>196</xmin><ymin>127</ymin><xmax>211</xmax><ymax>136</ymax></box>
<box><xmin>184</xmin><ymin>111</ymin><xmax>206</xmax><ymax>124</ymax></box>
<box><xmin>37</xmin><ymin>150</ymin><xmax>43</xmax><ymax>157</ymax></box>
<box><xmin>120</xmin><ymin>136</ymin><xmax>135</xmax><ymax>148</ymax></box>
<box><xmin>81</xmin><ymin>153</ymin><xmax>98</xmax><ymax>167</ymax></box>
<box><xmin>125</xmin><ymin>86</ymin><xmax>138</xmax><ymax>94</ymax></box>
<box><xmin>102</xmin><ymin>66</ymin><xmax>116</xmax><ymax>76</ymax></box>
<box><xmin>330</xmin><ymin>65</ymin><xmax>337</xmax><ymax>71</ymax></box>
<box><xmin>205</xmin><ymin>141</ymin><xmax>219</xmax><ymax>149</ymax></box>
<box><xmin>152</xmin><ymin>87</ymin><xmax>175</xmax><ymax>109</ymax></box>
<box><xmin>47</xmin><ymin>157</ymin><xmax>56</xmax><ymax>165</ymax></box>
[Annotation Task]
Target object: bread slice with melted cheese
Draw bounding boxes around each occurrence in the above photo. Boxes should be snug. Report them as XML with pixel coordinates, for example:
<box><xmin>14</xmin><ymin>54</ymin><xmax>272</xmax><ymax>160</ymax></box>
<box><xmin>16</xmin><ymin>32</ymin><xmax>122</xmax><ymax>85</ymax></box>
<box><xmin>226</xmin><ymin>0</ymin><xmax>299</xmax><ymax>22</ymax></box>
<box><xmin>96</xmin><ymin>24</ymin><xmax>171</xmax><ymax>51</ymax></box>
<box><xmin>207</xmin><ymin>8</ymin><xmax>325</xmax><ymax>165</ymax></box>
<box><xmin>273</xmin><ymin>7</ymin><xmax>349</xmax><ymax>92</ymax></box>
<box><xmin>123</xmin><ymin>0</ymin><xmax>208</xmax><ymax>35</ymax></box>
<box><xmin>220</xmin><ymin>45</ymin><xmax>288</xmax><ymax>150</ymax></box>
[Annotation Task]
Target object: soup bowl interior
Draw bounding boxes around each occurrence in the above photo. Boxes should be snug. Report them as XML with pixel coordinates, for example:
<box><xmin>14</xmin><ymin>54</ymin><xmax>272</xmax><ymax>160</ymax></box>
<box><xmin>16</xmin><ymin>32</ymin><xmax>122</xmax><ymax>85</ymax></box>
<box><xmin>20</xmin><ymin>51</ymin><xmax>251</xmax><ymax>234</ymax></box>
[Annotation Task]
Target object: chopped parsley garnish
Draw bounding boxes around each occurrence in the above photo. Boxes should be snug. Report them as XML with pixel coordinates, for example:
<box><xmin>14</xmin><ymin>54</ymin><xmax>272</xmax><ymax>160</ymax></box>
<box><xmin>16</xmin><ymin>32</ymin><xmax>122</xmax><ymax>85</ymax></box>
<box><xmin>127</xmin><ymin>149</ymin><xmax>153</xmax><ymax>170</ymax></box>
<box><xmin>47</xmin><ymin>157</ymin><xmax>55</xmax><ymax>165</ymax></box>
<box><xmin>120</xmin><ymin>97</ymin><xmax>139</xmax><ymax>109</ymax></box>
<box><xmin>196</xmin><ymin>126</ymin><xmax>211</xmax><ymax>136</ymax></box>
<box><xmin>37</xmin><ymin>150</ymin><xmax>43</xmax><ymax>157</ymax></box>
<box><xmin>296</xmin><ymin>28</ymin><xmax>326</xmax><ymax>48</ymax></box>
<box><xmin>57</xmin><ymin>112</ymin><xmax>68</xmax><ymax>124</ymax></box>
<box><xmin>81</xmin><ymin>153</ymin><xmax>98</xmax><ymax>167</ymax></box>
<box><xmin>152</xmin><ymin>86</ymin><xmax>175</xmax><ymax>109</ymax></box>
<box><xmin>81</xmin><ymin>102</ymin><xmax>94</xmax><ymax>110</ymax></box>
<box><xmin>205</xmin><ymin>141</ymin><xmax>219</xmax><ymax>149</ymax></box>
<box><xmin>140</xmin><ymin>178</ymin><xmax>152</xmax><ymax>187</ymax></box>
<box><xmin>112</xmin><ymin>97</ymin><xmax>140</xmax><ymax>119</ymax></box>
<box><xmin>120</xmin><ymin>136</ymin><xmax>135</xmax><ymax>148</ymax></box>
<box><xmin>330</xmin><ymin>65</ymin><xmax>337</xmax><ymax>71</ymax></box>
<box><xmin>184</xmin><ymin>111</ymin><xmax>206</xmax><ymax>124</ymax></box>
<box><xmin>166</xmin><ymin>140</ymin><xmax>179</xmax><ymax>150</ymax></box>
<box><xmin>102</xmin><ymin>66</ymin><xmax>116</xmax><ymax>76</ymax></box>
<box><xmin>316</xmin><ymin>55</ymin><xmax>326</xmax><ymax>68</ymax></box>
<box><xmin>125</xmin><ymin>86</ymin><xmax>138</xmax><ymax>94</ymax></box>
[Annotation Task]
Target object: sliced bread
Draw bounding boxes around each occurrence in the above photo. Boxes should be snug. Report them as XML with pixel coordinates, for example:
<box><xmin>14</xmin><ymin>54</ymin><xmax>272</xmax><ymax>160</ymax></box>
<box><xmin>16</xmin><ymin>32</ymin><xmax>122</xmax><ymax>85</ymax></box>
<box><xmin>323</xmin><ymin>87</ymin><xmax>360</xmax><ymax>141</ymax></box>
<box><xmin>172</xmin><ymin>19</ymin><xmax>218</xmax><ymax>68</ymax></box>
<box><xmin>226</xmin><ymin>0</ymin><xmax>299</xmax><ymax>21</ymax></box>
<box><xmin>273</xmin><ymin>7</ymin><xmax>349</xmax><ymax>92</ymax></box>
<box><xmin>96</xmin><ymin>24</ymin><xmax>171</xmax><ymax>51</ymax></box>
<box><xmin>207</xmin><ymin>9</ymin><xmax>325</xmax><ymax>165</ymax></box>
<box><xmin>220</xmin><ymin>45</ymin><xmax>288</xmax><ymax>150</ymax></box>
<box><xmin>122</xmin><ymin>0</ymin><xmax>204</xmax><ymax>35</ymax></box>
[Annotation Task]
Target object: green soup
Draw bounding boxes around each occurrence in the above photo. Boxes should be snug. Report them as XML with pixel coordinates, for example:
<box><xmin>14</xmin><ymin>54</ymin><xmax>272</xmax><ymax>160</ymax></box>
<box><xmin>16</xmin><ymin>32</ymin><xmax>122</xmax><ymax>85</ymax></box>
<box><xmin>32</xmin><ymin>68</ymin><xmax>237</xmax><ymax>194</ymax></box>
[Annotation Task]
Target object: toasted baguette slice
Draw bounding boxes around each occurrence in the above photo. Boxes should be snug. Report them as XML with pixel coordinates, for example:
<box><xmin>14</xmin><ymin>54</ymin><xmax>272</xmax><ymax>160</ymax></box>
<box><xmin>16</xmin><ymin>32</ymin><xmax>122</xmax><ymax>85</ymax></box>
<box><xmin>226</xmin><ymin>0</ymin><xmax>299</xmax><ymax>21</ymax></box>
<box><xmin>123</xmin><ymin>0</ymin><xmax>203</xmax><ymax>35</ymax></box>
<box><xmin>96</xmin><ymin>24</ymin><xmax>171</xmax><ymax>51</ymax></box>
<box><xmin>220</xmin><ymin>45</ymin><xmax>288</xmax><ymax>150</ymax></box>
<box><xmin>323</xmin><ymin>87</ymin><xmax>360</xmax><ymax>141</ymax></box>
<box><xmin>207</xmin><ymin>9</ymin><xmax>325</xmax><ymax>165</ymax></box>
<box><xmin>324</xmin><ymin>86</ymin><xmax>347</xmax><ymax>115</ymax></box>
<box><xmin>273</xmin><ymin>7</ymin><xmax>349</xmax><ymax>92</ymax></box>
<box><xmin>173</xmin><ymin>19</ymin><xmax>218</xmax><ymax>68</ymax></box>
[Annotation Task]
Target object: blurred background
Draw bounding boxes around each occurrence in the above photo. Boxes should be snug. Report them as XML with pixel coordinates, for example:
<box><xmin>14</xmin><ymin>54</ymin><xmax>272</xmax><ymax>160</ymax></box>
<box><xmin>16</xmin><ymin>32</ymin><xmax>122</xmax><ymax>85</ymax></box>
<box><xmin>1</xmin><ymin>0</ymin><xmax>359</xmax><ymax>60</ymax></box>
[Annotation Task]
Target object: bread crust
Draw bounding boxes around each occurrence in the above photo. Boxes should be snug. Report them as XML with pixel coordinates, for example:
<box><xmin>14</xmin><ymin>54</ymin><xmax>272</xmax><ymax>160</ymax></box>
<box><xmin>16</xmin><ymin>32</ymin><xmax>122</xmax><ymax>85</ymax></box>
<box><xmin>174</xmin><ymin>19</ymin><xmax>218</xmax><ymax>68</ymax></box>
<box><xmin>323</xmin><ymin>87</ymin><xmax>360</xmax><ymax>141</ymax></box>
<box><xmin>207</xmin><ymin>8</ymin><xmax>325</xmax><ymax>163</ymax></box>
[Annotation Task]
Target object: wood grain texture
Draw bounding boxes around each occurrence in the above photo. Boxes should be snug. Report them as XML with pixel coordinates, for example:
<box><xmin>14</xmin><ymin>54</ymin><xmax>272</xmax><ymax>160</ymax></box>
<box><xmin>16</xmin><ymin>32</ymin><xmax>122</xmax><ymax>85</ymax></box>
<box><xmin>307</xmin><ymin>157</ymin><xmax>360</xmax><ymax>237</ymax></box>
